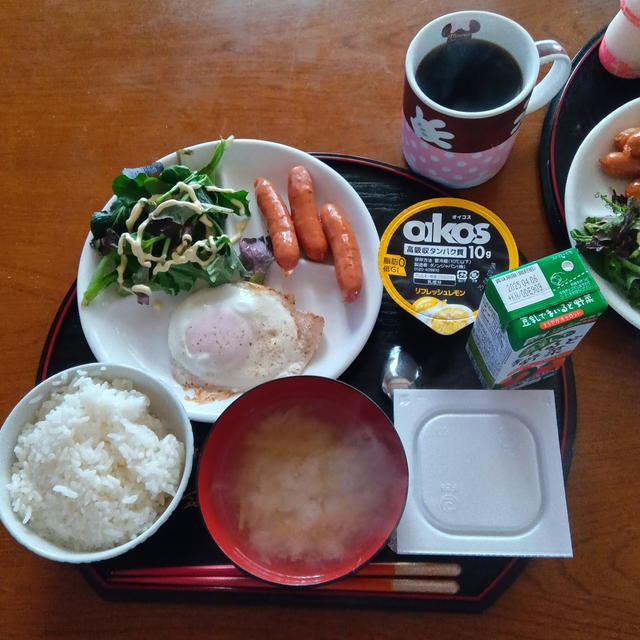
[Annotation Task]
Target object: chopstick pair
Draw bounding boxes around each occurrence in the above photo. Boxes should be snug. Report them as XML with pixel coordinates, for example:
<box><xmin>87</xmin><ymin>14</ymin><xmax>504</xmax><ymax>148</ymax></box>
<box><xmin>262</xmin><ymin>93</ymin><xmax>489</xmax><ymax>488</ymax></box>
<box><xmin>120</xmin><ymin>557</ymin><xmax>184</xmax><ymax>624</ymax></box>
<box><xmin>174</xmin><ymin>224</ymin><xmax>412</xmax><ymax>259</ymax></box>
<box><xmin>109</xmin><ymin>561</ymin><xmax>462</xmax><ymax>595</ymax></box>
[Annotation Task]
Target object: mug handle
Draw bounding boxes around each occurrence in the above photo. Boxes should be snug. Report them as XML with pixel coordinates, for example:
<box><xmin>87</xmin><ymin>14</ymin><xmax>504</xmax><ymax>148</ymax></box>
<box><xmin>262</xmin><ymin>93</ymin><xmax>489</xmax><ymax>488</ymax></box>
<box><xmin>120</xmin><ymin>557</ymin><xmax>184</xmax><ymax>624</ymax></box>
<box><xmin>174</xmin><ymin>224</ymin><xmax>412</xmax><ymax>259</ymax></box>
<box><xmin>525</xmin><ymin>40</ymin><xmax>572</xmax><ymax>114</ymax></box>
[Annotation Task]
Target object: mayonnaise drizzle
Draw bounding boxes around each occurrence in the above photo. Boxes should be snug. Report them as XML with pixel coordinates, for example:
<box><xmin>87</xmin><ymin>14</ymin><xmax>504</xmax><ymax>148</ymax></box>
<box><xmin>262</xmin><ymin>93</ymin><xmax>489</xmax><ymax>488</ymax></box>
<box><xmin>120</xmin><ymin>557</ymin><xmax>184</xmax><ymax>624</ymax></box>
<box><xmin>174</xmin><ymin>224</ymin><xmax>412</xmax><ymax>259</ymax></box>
<box><xmin>153</xmin><ymin>236</ymin><xmax>218</xmax><ymax>274</ymax></box>
<box><xmin>116</xmin><ymin>180</ymin><xmax>244</xmax><ymax>294</ymax></box>
<box><xmin>174</xmin><ymin>180</ymin><xmax>200</xmax><ymax>203</ymax></box>
<box><xmin>205</xmin><ymin>185</ymin><xmax>235</xmax><ymax>193</ymax></box>
<box><xmin>125</xmin><ymin>198</ymin><xmax>148</xmax><ymax>232</ymax></box>
<box><xmin>131</xmin><ymin>284</ymin><xmax>152</xmax><ymax>297</ymax></box>
<box><xmin>230</xmin><ymin>198</ymin><xmax>246</xmax><ymax>216</ymax></box>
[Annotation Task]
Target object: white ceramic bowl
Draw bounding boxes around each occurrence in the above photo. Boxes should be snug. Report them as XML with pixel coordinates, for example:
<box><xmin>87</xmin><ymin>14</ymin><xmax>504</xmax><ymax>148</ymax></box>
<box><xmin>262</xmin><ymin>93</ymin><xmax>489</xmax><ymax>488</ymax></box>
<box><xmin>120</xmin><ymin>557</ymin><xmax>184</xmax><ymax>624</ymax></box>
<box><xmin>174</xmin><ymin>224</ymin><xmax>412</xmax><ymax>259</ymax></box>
<box><xmin>0</xmin><ymin>363</ymin><xmax>194</xmax><ymax>563</ymax></box>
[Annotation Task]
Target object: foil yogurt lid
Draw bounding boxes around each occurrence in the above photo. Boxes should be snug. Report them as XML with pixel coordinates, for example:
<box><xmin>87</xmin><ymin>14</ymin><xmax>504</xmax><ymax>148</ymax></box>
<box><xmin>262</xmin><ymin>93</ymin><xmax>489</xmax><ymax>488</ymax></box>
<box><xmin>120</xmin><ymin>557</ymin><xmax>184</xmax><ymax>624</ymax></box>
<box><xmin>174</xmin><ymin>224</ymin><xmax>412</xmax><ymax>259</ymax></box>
<box><xmin>378</xmin><ymin>198</ymin><xmax>518</xmax><ymax>335</ymax></box>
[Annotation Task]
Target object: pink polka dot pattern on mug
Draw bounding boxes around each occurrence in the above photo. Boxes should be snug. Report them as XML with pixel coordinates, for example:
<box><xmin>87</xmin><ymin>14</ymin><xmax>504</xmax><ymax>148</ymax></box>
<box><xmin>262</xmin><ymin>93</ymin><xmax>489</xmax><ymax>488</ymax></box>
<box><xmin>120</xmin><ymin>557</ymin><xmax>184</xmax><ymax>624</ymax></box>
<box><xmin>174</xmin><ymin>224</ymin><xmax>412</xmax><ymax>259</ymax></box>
<box><xmin>402</xmin><ymin>118</ymin><xmax>518</xmax><ymax>188</ymax></box>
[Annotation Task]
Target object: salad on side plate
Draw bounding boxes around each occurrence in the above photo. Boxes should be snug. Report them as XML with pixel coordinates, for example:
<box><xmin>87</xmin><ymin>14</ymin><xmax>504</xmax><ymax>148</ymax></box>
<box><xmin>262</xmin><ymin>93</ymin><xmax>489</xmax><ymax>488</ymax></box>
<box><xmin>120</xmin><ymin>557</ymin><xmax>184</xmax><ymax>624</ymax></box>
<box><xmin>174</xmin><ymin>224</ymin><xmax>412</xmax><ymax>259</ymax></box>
<box><xmin>571</xmin><ymin>193</ymin><xmax>640</xmax><ymax>308</ymax></box>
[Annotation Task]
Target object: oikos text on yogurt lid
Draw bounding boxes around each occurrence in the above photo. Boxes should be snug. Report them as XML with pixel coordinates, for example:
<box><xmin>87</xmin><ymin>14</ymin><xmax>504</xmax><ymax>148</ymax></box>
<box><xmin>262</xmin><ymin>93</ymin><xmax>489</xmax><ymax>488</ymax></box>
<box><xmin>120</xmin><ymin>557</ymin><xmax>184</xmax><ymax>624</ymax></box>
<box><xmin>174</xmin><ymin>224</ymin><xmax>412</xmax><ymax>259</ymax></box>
<box><xmin>377</xmin><ymin>198</ymin><xmax>519</xmax><ymax>335</ymax></box>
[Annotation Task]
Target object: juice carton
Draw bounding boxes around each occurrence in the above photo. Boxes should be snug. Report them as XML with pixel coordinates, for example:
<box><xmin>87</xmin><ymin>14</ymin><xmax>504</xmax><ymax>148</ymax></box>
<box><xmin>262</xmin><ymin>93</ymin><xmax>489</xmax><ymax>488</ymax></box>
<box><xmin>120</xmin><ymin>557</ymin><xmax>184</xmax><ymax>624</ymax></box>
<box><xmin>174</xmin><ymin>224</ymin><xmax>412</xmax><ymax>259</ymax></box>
<box><xmin>466</xmin><ymin>248</ymin><xmax>607</xmax><ymax>388</ymax></box>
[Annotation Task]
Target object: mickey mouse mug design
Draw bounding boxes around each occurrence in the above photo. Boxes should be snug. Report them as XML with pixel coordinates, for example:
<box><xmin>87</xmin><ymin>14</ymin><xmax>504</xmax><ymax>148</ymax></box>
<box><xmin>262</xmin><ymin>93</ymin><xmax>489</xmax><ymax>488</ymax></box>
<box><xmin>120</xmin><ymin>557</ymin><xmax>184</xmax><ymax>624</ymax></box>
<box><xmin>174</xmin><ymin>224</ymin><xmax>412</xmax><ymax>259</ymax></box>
<box><xmin>402</xmin><ymin>11</ymin><xmax>571</xmax><ymax>188</ymax></box>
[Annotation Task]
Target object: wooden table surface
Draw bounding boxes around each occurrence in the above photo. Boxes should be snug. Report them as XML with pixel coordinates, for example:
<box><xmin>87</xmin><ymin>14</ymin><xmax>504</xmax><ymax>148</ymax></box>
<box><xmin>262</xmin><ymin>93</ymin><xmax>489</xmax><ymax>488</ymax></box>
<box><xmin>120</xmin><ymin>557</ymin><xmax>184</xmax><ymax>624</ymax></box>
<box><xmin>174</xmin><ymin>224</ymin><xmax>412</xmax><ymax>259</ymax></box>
<box><xmin>1</xmin><ymin>1</ymin><xmax>638</xmax><ymax>638</ymax></box>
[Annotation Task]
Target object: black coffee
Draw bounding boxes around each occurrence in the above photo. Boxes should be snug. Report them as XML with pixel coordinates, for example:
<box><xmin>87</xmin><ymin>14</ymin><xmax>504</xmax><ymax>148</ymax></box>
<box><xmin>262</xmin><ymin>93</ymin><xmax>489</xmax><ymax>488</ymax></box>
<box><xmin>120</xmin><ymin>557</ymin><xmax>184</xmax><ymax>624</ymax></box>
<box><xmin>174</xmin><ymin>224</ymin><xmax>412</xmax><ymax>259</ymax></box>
<box><xmin>415</xmin><ymin>39</ymin><xmax>523</xmax><ymax>112</ymax></box>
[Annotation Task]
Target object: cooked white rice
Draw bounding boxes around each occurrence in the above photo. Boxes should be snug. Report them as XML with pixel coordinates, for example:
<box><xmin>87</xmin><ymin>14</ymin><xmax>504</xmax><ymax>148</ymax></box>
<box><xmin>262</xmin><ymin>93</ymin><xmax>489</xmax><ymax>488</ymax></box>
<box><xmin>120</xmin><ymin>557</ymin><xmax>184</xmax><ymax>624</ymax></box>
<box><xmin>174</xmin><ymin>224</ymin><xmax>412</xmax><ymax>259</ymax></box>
<box><xmin>7</xmin><ymin>372</ymin><xmax>185</xmax><ymax>552</ymax></box>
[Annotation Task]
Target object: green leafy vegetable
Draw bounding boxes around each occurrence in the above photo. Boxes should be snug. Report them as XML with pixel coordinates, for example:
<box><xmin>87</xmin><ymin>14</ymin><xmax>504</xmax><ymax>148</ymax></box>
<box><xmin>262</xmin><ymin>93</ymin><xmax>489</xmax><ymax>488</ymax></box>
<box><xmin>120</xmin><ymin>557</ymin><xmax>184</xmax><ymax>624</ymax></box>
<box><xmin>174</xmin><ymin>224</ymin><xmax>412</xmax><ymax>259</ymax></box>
<box><xmin>82</xmin><ymin>136</ymin><xmax>259</xmax><ymax>306</ymax></box>
<box><xmin>570</xmin><ymin>193</ymin><xmax>640</xmax><ymax>308</ymax></box>
<box><xmin>82</xmin><ymin>253</ymin><xmax>120</xmax><ymax>306</ymax></box>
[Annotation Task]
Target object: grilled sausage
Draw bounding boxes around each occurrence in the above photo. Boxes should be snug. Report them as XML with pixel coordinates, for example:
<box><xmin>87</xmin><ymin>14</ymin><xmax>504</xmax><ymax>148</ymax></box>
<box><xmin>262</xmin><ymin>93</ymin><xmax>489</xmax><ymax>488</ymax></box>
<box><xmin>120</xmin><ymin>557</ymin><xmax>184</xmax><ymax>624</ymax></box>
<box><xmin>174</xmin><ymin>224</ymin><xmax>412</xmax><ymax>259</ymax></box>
<box><xmin>288</xmin><ymin>165</ymin><xmax>328</xmax><ymax>262</ymax></box>
<box><xmin>599</xmin><ymin>151</ymin><xmax>640</xmax><ymax>179</ymax></box>
<box><xmin>319</xmin><ymin>203</ymin><xmax>363</xmax><ymax>303</ymax></box>
<box><xmin>614</xmin><ymin>127</ymin><xmax>640</xmax><ymax>151</ymax></box>
<box><xmin>254</xmin><ymin>177</ymin><xmax>299</xmax><ymax>273</ymax></box>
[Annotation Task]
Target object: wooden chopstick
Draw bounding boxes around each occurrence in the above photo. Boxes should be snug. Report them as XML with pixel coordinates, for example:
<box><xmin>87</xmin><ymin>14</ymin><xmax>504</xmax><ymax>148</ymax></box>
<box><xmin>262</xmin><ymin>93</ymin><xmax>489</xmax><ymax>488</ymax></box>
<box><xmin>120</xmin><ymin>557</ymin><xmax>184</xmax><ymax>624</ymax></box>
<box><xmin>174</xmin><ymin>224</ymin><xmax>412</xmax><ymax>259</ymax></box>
<box><xmin>110</xmin><ymin>573</ymin><xmax>460</xmax><ymax>595</ymax></box>
<box><xmin>358</xmin><ymin>561</ymin><xmax>461</xmax><ymax>578</ymax></box>
<box><xmin>112</xmin><ymin>561</ymin><xmax>462</xmax><ymax>580</ymax></box>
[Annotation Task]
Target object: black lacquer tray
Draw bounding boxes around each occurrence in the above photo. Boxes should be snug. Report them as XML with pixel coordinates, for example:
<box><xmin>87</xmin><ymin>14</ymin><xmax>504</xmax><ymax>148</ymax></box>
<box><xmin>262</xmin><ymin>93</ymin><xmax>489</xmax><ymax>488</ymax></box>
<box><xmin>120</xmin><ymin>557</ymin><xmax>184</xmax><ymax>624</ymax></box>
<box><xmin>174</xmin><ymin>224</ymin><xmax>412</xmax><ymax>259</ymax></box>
<box><xmin>37</xmin><ymin>155</ymin><xmax>576</xmax><ymax>612</ymax></box>
<box><xmin>540</xmin><ymin>28</ymin><xmax>640</xmax><ymax>246</ymax></box>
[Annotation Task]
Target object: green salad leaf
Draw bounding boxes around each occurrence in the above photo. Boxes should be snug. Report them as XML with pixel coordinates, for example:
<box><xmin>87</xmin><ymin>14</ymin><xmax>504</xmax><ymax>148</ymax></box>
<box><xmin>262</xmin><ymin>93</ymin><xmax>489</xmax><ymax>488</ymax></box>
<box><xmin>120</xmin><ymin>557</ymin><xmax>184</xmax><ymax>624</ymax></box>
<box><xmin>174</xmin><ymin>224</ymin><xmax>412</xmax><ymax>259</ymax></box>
<box><xmin>570</xmin><ymin>193</ymin><xmax>640</xmax><ymax>308</ymax></box>
<box><xmin>82</xmin><ymin>136</ymin><xmax>263</xmax><ymax>306</ymax></box>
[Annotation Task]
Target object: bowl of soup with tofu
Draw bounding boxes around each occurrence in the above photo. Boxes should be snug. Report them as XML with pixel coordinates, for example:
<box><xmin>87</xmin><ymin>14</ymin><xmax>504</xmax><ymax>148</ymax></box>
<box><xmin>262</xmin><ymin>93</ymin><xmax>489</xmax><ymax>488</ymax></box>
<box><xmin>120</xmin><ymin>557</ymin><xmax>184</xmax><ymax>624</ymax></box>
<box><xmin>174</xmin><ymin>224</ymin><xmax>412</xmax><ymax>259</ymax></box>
<box><xmin>197</xmin><ymin>376</ymin><xmax>408</xmax><ymax>586</ymax></box>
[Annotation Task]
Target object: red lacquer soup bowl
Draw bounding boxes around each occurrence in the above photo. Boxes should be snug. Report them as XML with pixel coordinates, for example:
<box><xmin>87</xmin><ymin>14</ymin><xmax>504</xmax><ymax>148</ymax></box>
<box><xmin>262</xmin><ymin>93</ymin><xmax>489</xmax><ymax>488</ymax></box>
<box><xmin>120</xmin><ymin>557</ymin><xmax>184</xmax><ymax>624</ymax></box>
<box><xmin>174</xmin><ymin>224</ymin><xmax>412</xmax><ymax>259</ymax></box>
<box><xmin>197</xmin><ymin>376</ymin><xmax>408</xmax><ymax>586</ymax></box>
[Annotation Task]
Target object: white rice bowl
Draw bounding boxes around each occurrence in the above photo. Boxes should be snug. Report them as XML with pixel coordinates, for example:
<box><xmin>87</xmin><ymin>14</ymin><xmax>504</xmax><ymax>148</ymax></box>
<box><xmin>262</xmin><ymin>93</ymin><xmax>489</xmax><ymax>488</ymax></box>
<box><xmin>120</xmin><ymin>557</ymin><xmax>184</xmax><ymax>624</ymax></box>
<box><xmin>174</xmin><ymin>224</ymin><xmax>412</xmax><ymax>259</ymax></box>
<box><xmin>0</xmin><ymin>363</ymin><xmax>194</xmax><ymax>563</ymax></box>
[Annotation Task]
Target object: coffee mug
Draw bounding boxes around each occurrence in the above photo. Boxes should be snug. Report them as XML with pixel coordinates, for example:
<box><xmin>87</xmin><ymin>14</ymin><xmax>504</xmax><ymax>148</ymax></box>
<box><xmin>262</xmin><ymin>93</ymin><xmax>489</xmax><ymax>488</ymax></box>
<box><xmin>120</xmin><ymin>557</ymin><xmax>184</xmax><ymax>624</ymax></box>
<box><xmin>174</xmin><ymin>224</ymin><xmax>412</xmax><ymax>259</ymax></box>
<box><xmin>402</xmin><ymin>11</ymin><xmax>571</xmax><ymax>188</ymax></box>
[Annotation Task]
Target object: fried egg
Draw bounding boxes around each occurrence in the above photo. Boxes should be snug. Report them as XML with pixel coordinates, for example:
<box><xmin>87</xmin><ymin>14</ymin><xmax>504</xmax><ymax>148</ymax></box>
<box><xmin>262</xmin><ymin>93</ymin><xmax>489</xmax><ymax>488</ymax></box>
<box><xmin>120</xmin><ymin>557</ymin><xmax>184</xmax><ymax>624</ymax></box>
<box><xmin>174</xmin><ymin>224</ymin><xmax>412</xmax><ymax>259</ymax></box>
<box><xmin>168</xmin><ymin>282</ymin><xmax>324</xmax><ymax>400</ymax></box>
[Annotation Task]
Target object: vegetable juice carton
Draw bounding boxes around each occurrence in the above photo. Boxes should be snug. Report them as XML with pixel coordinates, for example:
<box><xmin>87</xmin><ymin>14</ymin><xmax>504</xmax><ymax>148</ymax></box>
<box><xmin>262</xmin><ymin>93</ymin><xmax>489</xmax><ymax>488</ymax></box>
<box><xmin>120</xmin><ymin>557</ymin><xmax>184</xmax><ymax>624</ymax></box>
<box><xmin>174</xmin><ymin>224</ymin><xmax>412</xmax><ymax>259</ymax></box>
<box><xmin>466</xmin><ymin>249</ymin><xmax>607</xmax><ymax>388</ymax></box>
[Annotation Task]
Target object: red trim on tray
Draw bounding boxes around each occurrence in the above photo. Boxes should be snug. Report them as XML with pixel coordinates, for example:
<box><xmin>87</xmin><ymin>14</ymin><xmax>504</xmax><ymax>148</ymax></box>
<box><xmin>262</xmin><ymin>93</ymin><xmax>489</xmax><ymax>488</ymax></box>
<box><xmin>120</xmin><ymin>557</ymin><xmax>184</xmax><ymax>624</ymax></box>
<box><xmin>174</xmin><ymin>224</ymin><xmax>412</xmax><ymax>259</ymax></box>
<box><xmin>57</xmin><ymin>156</ymin><xmax>571</xmax><ymax>605</ymax></box>
<box><xmin>548</xmin><ymin>36</ymin><xmax>603</xmax><ymax>226</ymax></box>
<box><xmin>38</xmin><ymin>284</ymin><xmax>78</xmax><ymax>382</ymax></box>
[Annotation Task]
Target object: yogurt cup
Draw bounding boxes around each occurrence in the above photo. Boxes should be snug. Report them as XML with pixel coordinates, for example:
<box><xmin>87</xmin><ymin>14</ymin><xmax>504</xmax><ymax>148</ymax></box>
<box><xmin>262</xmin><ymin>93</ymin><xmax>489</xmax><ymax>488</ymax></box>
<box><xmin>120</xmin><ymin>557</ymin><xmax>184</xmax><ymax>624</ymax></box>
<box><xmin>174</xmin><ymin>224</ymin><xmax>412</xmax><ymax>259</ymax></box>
<box><xmin>378</xmin><ymin>198</ymin><xmax>519</xmax><ymax>335</ymax></box>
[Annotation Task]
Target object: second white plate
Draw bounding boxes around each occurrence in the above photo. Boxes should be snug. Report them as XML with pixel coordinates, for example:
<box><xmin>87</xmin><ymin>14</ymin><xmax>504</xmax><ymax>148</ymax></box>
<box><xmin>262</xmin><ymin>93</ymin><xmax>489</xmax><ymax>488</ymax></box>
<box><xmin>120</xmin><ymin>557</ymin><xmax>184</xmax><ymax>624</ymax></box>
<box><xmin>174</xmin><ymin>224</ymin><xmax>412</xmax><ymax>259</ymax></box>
<box><xmin>564</xmin><ymin>97</ymin><xmax>640</xmax><ymax>330</ymax></box>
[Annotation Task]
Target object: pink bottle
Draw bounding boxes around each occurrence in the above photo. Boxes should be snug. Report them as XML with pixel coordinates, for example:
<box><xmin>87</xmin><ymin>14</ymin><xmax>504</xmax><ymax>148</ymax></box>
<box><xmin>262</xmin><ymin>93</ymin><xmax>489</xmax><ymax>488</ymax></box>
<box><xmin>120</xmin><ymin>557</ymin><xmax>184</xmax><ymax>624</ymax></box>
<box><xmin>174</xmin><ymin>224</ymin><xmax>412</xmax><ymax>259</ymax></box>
<box><xmin>599</xmin><ymin>0</ymin><xmax>640</xmax><ymax>78</ymax></box>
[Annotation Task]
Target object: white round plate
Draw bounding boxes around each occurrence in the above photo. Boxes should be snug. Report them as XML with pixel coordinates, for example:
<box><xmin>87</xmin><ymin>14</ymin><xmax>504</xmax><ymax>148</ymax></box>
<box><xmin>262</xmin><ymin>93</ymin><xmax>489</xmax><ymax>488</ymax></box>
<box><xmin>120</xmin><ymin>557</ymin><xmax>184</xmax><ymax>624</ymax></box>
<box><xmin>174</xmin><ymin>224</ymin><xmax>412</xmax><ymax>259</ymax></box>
<box><xmin>564</xmin><ymin>97</ymin><xmax>640</xmax><ymax>330</ymax></box>
<box><xmin>77</xmin><ymin>139</ymin><xmax>383</xmax><ymax>422</ymax></box>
